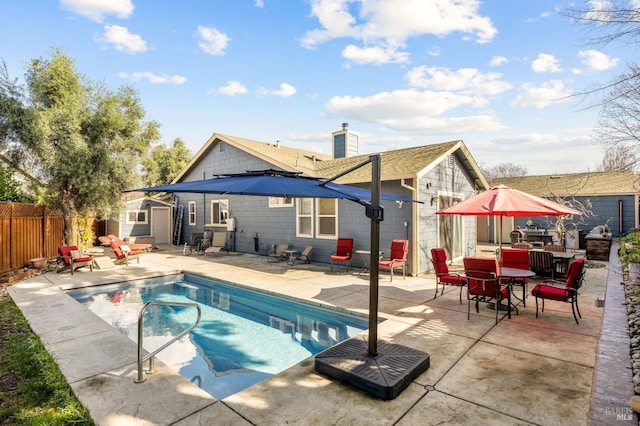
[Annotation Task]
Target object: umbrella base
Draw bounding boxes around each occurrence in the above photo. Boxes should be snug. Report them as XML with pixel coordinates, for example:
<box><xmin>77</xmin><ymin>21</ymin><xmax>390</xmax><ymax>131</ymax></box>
<box><xmin>315</xmin><ymin>338</ymin><xmax>430</xmax><ymax>400</ymax></box>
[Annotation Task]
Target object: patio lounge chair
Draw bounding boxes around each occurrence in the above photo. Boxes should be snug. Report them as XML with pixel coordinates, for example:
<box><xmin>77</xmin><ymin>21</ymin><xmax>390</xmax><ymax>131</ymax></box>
<box><xmin>431</xmin><ymin>247</ymin><xmax>466</xmax><ymax>304</ymax></box>
<box><xmin>330</xmin><ymin>238</ymin><xmax>353</xmax><ymax>272</ymax></box>
<box><xmin>379</xmin><ymin>239</ymin><xmax>408</xmax><ymax>281</ymax></box>
<box><xmin>294</xmin><ymin>246</ymin><xmax>313</xmax><ymax>264</ymax></box>
<box><xmin>109</xmin><ymin>240</ymin><xmax>141</xmax><ymax>266</ymax></box>
<box><xmin>57</xmin><ymin>245</ymin><xmax>94</xmax><ymax>275</ymax></box>
<box><xmin>531</xmin><ymin>258</ymin><xmax>585</xmax><ymax>324</ymax></box>
<box><xmin>205</xmin><ymin>232</ymin><xmax>228</xmax><ymax>255</ymax></box>
<box><xmin>268</xmin><ymin>243</ymin><xmax>289</xmax><ymax>262</ymax></box>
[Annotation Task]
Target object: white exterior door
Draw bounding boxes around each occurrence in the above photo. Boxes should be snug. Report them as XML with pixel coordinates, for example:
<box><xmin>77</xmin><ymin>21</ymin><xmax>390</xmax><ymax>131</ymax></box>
<box><xmin>151</xmin><ymin>207</ymin><xmax>171</xmax><ymax>244</ymax></box>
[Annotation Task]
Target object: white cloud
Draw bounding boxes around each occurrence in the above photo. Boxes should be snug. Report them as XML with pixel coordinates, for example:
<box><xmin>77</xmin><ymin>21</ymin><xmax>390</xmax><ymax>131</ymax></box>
<box><xmin>325</xmin><ymin>88</ymin><xmax>506</xmax><ymax>133</ymax></box>
<box><xmin>489</xmin><ymin>55</ymin><xmax>507</xmax><ymax>67</ymax></box>
<box><xmin>301</xmin><ymin>0</ymin><xmax>497</xmax><ymax>65</ymax></box>
<box><xmin>531</xmin><ymin>53</ymin><xmax>561</xmax><ymax>73</ymax></box>
<box><xmin>342</xmin><ymin>44</ymin><xmax>409</xmax><ymax>65</ymax></box>
<box><xmin>427</xmin><ymin>45</ymin><xmax>441</xmax><ymax>57</ymax></box>
<box><xmin>118</xmin><ymin>72</ymin><xmax>186</xmax><ymax>84</ymax></box>
<box><xmin>258</xmin><ymin>83</ymin><xmax>296</xmax><ymax>97</ymax></box>
<box><xmin>197</xmin><ymin>26</ymin><xmax>230</xmax><ymax>56</ymax></box>
<box><xmin>218</xmin><ymin>81</ymin><xmax>248</xmax><ymax>95</ymax></box>
<box><xmin>406</xmin><ymin>66</ymin><xmax>512</xmax><ymax>96</ymax></box>
<box><xmin>583</xmin><ymin>0</ymin><xmax>615</xmax><ymax>22</ymax></box>
<box><xmin>510</xmin><ymin>80</ymin><xmax>573</xmax><ymax>108</ymax></box>
<box><xmin>255</xmin><ymin>0</ymin><xmax>264</xmax><ymax>7</ymax></box>
<box><xmin>99</xmin><ymin>25</ymin><xmax>147</xmax><ymax>53</ymax></box>
<box><xmin>578</xmin><ymin>49</ymin><xmax>619</xmax><ymax>71</ymax></box>
<box><xmin>60</xmin><ymin>0</ymin><xmax>134</xmax><ymax>22</ymax></box>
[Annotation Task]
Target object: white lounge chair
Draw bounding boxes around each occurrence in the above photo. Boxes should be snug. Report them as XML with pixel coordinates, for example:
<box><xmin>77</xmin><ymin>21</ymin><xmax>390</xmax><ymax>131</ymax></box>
<box><xmin>205</xmin><ymin>232</ymin><xmax>228</xmax><ymax>255</ymax></box>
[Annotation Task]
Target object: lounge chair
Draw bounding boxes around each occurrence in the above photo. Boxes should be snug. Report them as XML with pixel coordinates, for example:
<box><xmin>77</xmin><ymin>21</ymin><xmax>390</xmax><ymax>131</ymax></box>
<box><xmin>205</xmin><ymin>232</ymin><xmax>228</xmax><ymax>255</ymax></box>
<box><xmin>103</xmin><ymin>235</ymin><xmax>152</xmax><ymax>253</ymax></box>
<box><xmin>57</xmin><ymin>245</ymin><xmax>94</xmax><ymax>275</ymax></box>
<box><xmin>109</xmin><ymin>240</ymin><xmax>141</xmax><ymax>266</ymax></box>
<box><xmin>294</xmin><ymin>246</ymin><xmax>313</xmax><ymax>264</ymax></box>
<box><xmin>268</xmin><ymin>243</ymin><xmax>289</xmax><ymax>262</ymax></box>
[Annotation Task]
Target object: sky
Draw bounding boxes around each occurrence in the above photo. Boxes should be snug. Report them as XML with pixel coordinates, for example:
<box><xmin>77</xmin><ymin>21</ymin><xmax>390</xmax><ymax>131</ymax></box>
<box><xmin>0</xmin><ymin>0</ymin><xmax>633</xmax><ymax>175</ymax></box>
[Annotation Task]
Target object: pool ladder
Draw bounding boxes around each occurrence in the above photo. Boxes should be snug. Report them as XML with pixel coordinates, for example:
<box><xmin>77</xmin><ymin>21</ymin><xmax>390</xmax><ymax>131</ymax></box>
<box><xmin>134</xmin><ymin>301</ymin><xmax>202</xmax><ymax>383</ymax></box>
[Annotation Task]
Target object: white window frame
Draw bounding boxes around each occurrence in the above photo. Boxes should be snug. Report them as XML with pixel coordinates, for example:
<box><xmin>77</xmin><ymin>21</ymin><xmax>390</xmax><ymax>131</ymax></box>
<box><xmin>126</xmin><ymin>210</ymin><xmax>148</xmax><ymax>225</ymax></box>
<box><xmin>209</xmin><ymin>199</ymin><xmax>229</xmax><ymax>225</ymax></box>
<box><xmin>315</xmin><ymin>198</ymin><xmax>338</xmax><ymax>239</ymax></box>
<box><xmin>188</xmin><ymin>201</ymin><xmax>196</xmax><ymax>226</ymax></box>
<box><xmin>269</xmin><ymin>196</ymin><xmax>293</xmax><ymax>208</ymax></box>
<box><xmin>296</xmin><ymin>198</ymin><xmax>314</xmax><ymax>238</ymax></box>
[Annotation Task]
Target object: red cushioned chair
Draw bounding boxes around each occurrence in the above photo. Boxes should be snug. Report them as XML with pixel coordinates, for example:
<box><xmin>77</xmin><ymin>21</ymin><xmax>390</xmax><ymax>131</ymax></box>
<box><xmin>500</xmin><ymin>248</ymin><xmax>531</xmax><ymax>307</ymax></box>
<box><xmin>109</xmin><ymin>240</ymin><xmax>141</xmax><ymax>266</ymax></box>
<box><xmin>463</xmin><ymin>256</ymin><xmax>512</xmax><ymax>324</ymax></box>
<box><xmin>431</xmin><ymin>248</ymin><xmax>466</xmax><ymax>304</ymax></box>
<box><xmin>330</xmin><ymin>238</ymin><xmax>353</xmax><ymax>272</ymax></box>
<box><xmin>379</xmin><ymin>239</ymin><xmax>409</xmax><ymax>282</ymax></box>
<box><xmin>531</xmin><ymin>257</ymin><xmax>585</xmax><ymax>324</ymax></box>
<box><xmin>57</xmin><ymin>245</ymin><xmax>94</xmax><ymax>275</ymax></box>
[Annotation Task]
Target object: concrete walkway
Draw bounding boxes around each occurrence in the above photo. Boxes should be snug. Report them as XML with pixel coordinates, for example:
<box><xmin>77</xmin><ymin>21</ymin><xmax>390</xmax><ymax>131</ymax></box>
<box><xmin>6</xmin><ymin>244</ymin><xmax>636</xmax><ymax>425</ymax></box>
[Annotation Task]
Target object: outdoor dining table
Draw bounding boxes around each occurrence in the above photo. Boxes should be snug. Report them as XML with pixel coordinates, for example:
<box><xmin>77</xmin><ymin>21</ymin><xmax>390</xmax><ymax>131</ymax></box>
<box><xmin>354</xmin><ymin>250</ymin><xmax>383</xmax><ymax>274</ymax></box>
<box><xmin>491</xmin><ymin>267</ymin><xmax>537</xmax><ymax>312</ymax></box>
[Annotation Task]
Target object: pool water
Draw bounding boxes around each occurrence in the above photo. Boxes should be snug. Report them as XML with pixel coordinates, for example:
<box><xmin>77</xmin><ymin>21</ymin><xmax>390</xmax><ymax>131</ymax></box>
<box><xmin>66</xmin><ymin>274</ymin><xmax>368</xmax><ymax>399</ymax></box>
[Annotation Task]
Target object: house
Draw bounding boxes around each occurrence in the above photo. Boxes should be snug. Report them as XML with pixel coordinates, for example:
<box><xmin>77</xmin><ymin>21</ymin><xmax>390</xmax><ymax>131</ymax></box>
<box><xmin>491</xmin><ymin>170</ymin><xmax>639</xmax><ymax>247</ymax></box>
<box><xmin>102</xmin><ymin>193</ymin><xmax>173</xmax><ymax>247</ymax></box>
<box><xmin>156</xmin><ymin>127</ymin><xmax>489</xmax><ymax>276</ymax></box>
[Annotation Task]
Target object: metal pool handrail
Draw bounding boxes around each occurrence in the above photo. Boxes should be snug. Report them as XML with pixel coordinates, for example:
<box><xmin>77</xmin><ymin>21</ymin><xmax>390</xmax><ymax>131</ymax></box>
<box><xmin>134</xmin><ymin>300</ymin><xmax>202</xmax><ymax>383</ymax></box>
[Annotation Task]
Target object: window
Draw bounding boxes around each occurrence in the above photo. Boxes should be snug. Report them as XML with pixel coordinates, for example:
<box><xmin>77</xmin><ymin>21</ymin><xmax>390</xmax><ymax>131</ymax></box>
<box><xmin>316</xmin><ymin>198</ymin><xmax>337</xmax><ymax>238</ymax></box>
<box><xmin>210</xmin><ymin>200</ymin><xmax>229</xmax><ymax>225</ymax></box>
<box><xmin>296</xmin><ymin>198</ymin><xmax>313</xmax><ymax>237</ymax></box>
<box><xmin>188</xmin><ymin>201</ymin><xmax>196</xmax><ymax>226</ymax></box>
<box><xmin>126</xmin><ymin>210</ymin><xmax>147</xmax><ymax>224</ymax></box>
<box><xmin>269</xmin><ymin>196</ymin><xmax>293</xmax><ymax>207</ymax></box>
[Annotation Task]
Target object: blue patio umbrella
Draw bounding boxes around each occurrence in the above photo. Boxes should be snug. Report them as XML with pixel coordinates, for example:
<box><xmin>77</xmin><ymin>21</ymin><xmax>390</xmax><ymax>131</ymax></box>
<box><xmin>127</xmin><ymin>159</ymin><xmax>430</xmax><ymax>400</ymax></box>
<box><xmin>130</xmin><ymin>169</ymin><xmax>417</xmax><ymax>205</ymax></box>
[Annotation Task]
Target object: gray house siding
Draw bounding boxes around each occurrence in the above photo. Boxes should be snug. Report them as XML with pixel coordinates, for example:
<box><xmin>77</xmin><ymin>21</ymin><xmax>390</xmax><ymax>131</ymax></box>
<box><xmin>513</xmin><ymin>194</ymin><xmax>637</xmax><ymax>240</ymax></box>
<box><xmin>418</xmin><ymin>155</ymin><xmax>477</xmax><ymax>274</ymax></box>
<box><xmin>121</xmin><ymin>198</ymin><xmax>168</xmax><ymax>237</ymax></box>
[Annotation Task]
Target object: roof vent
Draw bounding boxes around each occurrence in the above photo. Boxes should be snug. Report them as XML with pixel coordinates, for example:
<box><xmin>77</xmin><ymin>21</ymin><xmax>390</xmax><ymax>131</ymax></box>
<box><xmin>341</xmin><ymin>122</ymin><xmax>349</xmax><ymax>130</ymax></box>
<box><xmin>275</xmin><ymin>140</ymin><xmax>280</xmax><ymax>147</ymax></box>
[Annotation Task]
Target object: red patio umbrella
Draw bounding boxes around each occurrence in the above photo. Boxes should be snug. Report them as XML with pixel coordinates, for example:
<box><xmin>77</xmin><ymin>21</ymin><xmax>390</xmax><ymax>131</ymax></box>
<box><xmin>436</xmin><ymin>184</ymin><xmax>581</xmax><ymax>248</ymax></box>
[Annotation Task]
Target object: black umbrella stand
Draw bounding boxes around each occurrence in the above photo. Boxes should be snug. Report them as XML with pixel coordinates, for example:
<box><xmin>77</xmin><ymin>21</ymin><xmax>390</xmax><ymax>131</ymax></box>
<box><xmin>315</xmin><ymin>155</ymin><xmax>430</xmax><ymax>400</ymax></box>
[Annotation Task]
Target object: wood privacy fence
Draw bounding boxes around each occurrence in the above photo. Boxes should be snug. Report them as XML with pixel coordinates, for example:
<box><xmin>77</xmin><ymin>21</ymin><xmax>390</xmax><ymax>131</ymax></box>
<box><xmin>0</xmin><ymin>202</ymin><xmax>65</xmax><ymax>274</ymax></box>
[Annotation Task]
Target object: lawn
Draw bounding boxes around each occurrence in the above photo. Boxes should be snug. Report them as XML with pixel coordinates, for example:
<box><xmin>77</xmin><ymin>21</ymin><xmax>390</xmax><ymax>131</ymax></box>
<box><xmin>0</xmin><ymin>285</ymin><xmax>94</xmax><ymax>425</ymax></box>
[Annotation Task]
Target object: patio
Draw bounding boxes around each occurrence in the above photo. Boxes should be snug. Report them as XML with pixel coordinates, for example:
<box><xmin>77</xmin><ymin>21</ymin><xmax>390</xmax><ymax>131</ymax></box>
<box><xmin>6</xmin><ymin>243</ymin><xmax>636</xmax><ymax>425</ymax></box>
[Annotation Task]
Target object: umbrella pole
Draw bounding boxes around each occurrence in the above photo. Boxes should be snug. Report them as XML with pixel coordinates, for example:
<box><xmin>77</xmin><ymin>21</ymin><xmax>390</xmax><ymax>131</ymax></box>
<box><xmin>368</xmin><ymin>155</ymin><xmax>381</xmax><ymax>356</ymax></box>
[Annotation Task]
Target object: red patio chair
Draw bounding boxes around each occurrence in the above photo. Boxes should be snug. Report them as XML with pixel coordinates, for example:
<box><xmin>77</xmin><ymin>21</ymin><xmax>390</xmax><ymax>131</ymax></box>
<box><xmin>330</xmin><ymin>238</ymin><xmax>353</xmax><ymax>272</ymax></box>
<box><xmin>379</xmin><ymin>239</ymin><xmax>409</xmax><ymax>281</ymax></box>
<box><xmin>500</xmin><ymin>248</ymin><xmax>530</xmax><ymax>307</ymax></box>
<box><xmin>531</xmin><ymin>258</ymin><xmax>585</xmax><ymax>324</ymax></box>
<box><xmin>57</xmin><ymin>245</ymin><xmax>94</xmax><ymax>275</ymax></box>
<box><xmin>431</xmin><ymin>248</ymin><xmax>466</xmax><ymax>304</ymax></box>
<box><xmin>463</xmin><ymin>256</ymin><xmax>512</xmax><ymax>324</ymax></box>
<box><xmin>109</xmin><ymin>240</ymin><xmax>141</xmax><ymax>266</ymax></box>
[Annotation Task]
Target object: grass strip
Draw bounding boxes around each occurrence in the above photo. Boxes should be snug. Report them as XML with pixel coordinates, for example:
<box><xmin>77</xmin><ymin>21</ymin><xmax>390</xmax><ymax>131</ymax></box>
<box><xmin>0</xmin><ymin>295</ymin><xmax>94</xmax><ymax>425</ymax></box>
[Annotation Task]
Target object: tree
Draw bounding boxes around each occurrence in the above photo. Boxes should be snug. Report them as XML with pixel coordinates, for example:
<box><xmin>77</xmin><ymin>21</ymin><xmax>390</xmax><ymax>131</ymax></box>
<box><xmin>598</xmin><ymin>143</ymin><xmax>638</xmax><ymax>171</ymax></box>
<box><xmin>480</xmin><ymin>162</ymin><xmax>528</xmax><ymax>184</ymax></box>
<box><xmin>0</xmin><ymin>48</ymin><xmax>160</xmax><ymax>243</ymax></box>
<box><xmin>142</xmin><ymin>138</ymin><xmax>191</xmax><ymax>186</ymax></box>
<box><xmin>0</xmin><ymin>164</ymin><xmax>34</xmax><ymax>202</ymax></box>
<box><xmin>562</xmin><ymin>3</ymin><xmax>640</xmax><ymax>159</ymax></box>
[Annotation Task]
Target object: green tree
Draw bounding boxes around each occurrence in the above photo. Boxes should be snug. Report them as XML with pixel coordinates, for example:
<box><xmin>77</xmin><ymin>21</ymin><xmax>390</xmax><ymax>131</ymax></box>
<box><xmin>0</xmin><ymin>48</ymin><xmax>160</xmax><ymax>243</ymax></box>
<box><xmin>0</xmin><ymin>164</ymin><xmax>35</xmax><ymax>202</ymax></box>
<box><xmin>142</xmin><ymin>138</ymin><xmax>191</xmax><ymax>186</ymax></box>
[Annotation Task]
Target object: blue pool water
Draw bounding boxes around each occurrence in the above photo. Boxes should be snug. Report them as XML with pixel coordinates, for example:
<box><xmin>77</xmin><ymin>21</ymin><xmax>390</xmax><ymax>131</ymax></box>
<box><xmin>66</xmin><ymin>274</ymin><xmax>368</xmax><ymax>399</ymax></box>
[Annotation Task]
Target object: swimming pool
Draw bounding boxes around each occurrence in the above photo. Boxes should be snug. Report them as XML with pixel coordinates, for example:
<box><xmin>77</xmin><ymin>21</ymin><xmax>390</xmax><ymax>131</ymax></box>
<box><xmin>66</xmin><ymin>273</ymin><xmax>368</xmax><ymax>399</ymax></box>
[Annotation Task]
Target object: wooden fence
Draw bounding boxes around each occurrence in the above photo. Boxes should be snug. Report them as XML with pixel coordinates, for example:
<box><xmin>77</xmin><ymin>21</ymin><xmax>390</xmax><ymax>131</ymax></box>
<box><xmin>0</xmin><ymin>202</ymin><xmax>65</xmax><ymax>274</ymax></box>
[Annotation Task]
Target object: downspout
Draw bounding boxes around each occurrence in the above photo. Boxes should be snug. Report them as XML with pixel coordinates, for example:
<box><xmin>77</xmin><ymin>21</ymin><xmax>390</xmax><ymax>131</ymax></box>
<box><xmin>401</xmin><ymin>178</ymin><xmax>418</xmax><ymax>276</ymax></box>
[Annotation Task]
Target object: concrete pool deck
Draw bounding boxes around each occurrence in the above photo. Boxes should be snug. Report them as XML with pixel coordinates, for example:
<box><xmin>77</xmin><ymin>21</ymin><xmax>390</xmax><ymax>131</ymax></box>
<box><xmin>6</xmin><ymin>243</ymin><xmax>637</xmax><ymax>425</ymax></box>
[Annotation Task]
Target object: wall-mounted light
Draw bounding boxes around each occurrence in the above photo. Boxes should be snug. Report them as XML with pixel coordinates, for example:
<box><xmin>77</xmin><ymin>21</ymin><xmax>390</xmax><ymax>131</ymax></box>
<box><xmin>396</xmin><ymin>200</ymin><xmax>405</xmax><ymax>209</ymax></box>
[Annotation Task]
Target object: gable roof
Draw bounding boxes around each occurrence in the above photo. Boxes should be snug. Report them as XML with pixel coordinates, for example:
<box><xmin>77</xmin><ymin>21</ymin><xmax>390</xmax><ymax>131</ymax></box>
<box><xmin>493</xmin><ymin>170</ymin><xmax>639</xmax><ymax>197</ymax></box>
<box><xmin>173</xmin><ymin>133</ymin><xmax>331</xmax><ymax>183</ymax></box>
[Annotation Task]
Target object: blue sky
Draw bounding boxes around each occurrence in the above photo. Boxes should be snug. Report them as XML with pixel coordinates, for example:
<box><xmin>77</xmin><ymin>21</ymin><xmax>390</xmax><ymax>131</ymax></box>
<box><xmin>0</xmin><ymin>0</ymin><xmax>631</xmax><ymax>175</ymax></box>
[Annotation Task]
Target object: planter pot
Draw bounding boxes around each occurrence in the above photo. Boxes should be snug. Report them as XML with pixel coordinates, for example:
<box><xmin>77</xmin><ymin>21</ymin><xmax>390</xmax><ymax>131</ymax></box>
<box><xmin>30</xmin><ymin>257</ymin><xmax>47</xmax><ymax>270</ymax></box>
